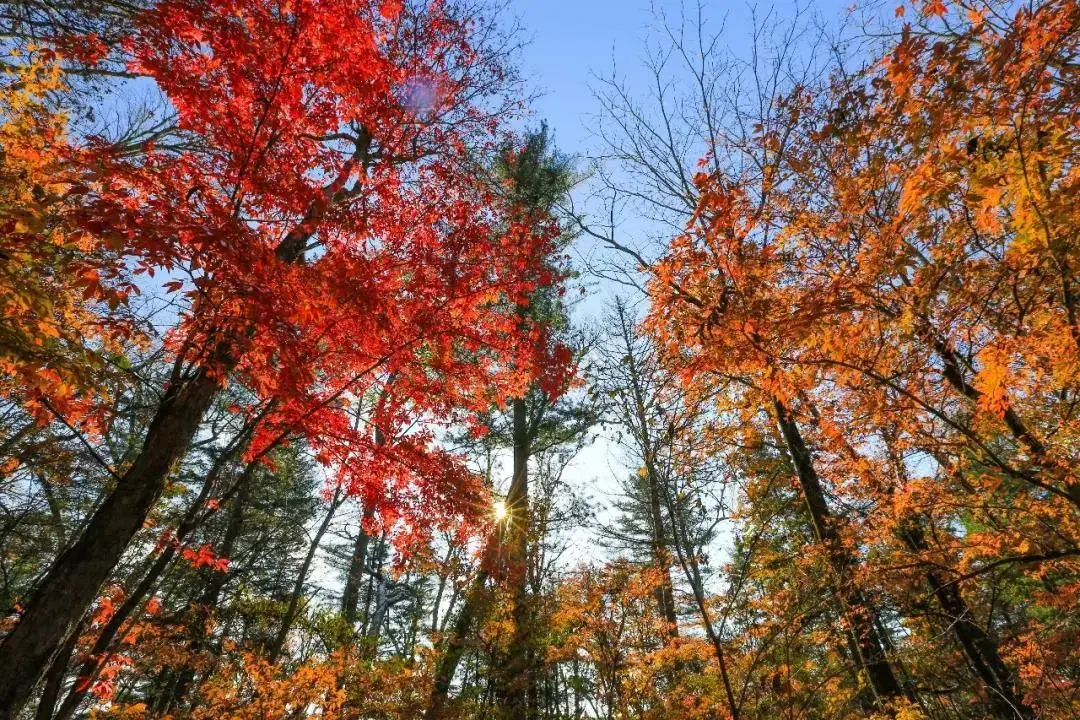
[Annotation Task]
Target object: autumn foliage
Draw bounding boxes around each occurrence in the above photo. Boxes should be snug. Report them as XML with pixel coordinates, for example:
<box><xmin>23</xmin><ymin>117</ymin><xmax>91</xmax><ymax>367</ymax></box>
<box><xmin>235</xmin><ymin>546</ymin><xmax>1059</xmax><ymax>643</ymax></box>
<box><xmin>2</xmin><ymin>0</ymin><xmax>1080</xmax><ymax>719</ymax></box>
<box><xmin>646</xmin><ymin>0</ymin><xmax>1080</xmax><ymax>717</ymax></box>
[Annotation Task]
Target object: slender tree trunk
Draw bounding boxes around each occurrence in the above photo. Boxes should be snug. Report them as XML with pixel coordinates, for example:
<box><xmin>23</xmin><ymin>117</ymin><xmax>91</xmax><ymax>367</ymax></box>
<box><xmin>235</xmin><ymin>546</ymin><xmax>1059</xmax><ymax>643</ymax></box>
<box><xmin>430</xmin><ymin>544</ymin><xmax>458</xmax><ymax>635</ymax></box>
<box><xmin>660</xmin><ymin>467</ymin><xmax>739</xmax><ymax>719</ymax></box>
<box><xmin>426</xmin><ymin>394</ymin><xmax>533</xmax><ymax>719</ymax></box>
<box><xmin>495</xmin><ymin>397</ymin><xmax>532</xmax><ymax>720</ymax></box>
<box><xmin>899</xmin><ymin>521</ymin><xmax>1032</xmax><ymax>719</ymax></box>
<box><xmin>615</xmin><ymin>299</ymin><xmax>679</xmax><ymax>630</ymax></box>
<box><xmin>645</xmin><ymin>474</ymin><xmax>678</xmax><ymax>630</ymax></box>
<box><xmin>425</xmin><ymin>564</ymin><xmax>491</xmax><ymax>719</ymax></box>
<box><xmin>772</xmin><ymin>397</ymin><xmax>906</xmax><ymax>705</ymax></box>
<box><xmin>342</xmin><ymin>506</ymin><xmax>374</xmax><ymax>627</ymax></box>
<box><xmin>361</xmin><ymin>534</ymin><xmax>389</xmax><ymax>659</ymax></box>
<box><xmin>346</xmin><ymin>390</ymin><xmax>388</xmax><ymax>634</ymax></box>
<box><xmin>266</xmin><ymin>490</ymin><xmax>343</xmax><ymax>664</ymax></box>
<box><xmin>34</xmin><ymin>616</ymin><xmax>83</xmax><ymax>720</ymax></box>
<box><xmin>54</xmin><ymin>450</ymin><xmax>260</xmax><ymax>720</ymax></box>
<box><xmin>161</xmin><ymin>471</ymin><xmax>256</xmax><ymax>713</ymax></box>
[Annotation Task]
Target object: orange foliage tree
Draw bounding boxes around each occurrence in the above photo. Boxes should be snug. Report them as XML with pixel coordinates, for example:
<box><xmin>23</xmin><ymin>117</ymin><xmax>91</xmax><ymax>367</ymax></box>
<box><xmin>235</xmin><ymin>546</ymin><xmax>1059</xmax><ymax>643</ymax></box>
<box><xmin>645</xmin><ymin>0</ymin><xmax>1080</xmax><ymax>717</ymax></box>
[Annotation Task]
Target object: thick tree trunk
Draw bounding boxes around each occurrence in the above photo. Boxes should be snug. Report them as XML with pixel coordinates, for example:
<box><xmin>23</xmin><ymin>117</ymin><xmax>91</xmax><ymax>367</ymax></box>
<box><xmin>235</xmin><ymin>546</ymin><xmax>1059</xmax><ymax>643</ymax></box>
<box><xmin>772</xmin><ymin>397</ymin><xmax>906</xmax><ymax>705</ymax></box>
<box><xmin>0</xmin><ymin>368</ymin><xmax>222</xmax><ymax>719</ymax></box>
<box><xmin>0</xmin><ymin>169</ymin><xmax>336</xmax><ymax>718</ymax></box>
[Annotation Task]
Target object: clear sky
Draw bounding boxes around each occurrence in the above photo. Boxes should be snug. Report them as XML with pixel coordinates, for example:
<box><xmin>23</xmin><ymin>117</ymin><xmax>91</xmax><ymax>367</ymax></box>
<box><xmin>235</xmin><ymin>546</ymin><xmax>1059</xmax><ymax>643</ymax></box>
<box><xmin>515</xmin><ymin>0</ymin><xmax>856</xmax><ymax>165</ymax></box>
<box><xmin>516</xmin><ymin>0</ymin><xmax>655</xmax><ymax>152</ymax></box>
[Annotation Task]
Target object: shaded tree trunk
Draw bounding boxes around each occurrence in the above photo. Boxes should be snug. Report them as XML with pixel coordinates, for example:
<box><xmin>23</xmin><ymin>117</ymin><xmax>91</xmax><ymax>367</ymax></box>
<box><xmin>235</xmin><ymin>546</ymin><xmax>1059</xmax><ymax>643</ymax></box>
<box><xmin>899</xmin><ymin>520</ymin><xmax>1033</xmax><ymax>719</ymax></box>
<box><xmin>341</xmin><ymin>506</ymin><xmax>374</xmax><ymax>627</ymax></box>
<box><xmin>496</xmin><ymin>397</ymin><xmax>532</xmax><ymax>720</ymax></box>
<box><xmin>0</xmin><ymin>367</ymin><xmax>223</xmax><ymax>719</ymax></box>
<box><xmin>0</xmin><ymin>217</ymin><xmax>319</xmax><ymax>717</ymax></box>
<box><xmin>265</xmin><ymin>489</ymin><xmax>343</xmax><ymax>664</ymax></box>
<box><xmin>54</xmin><ymin>450</ymin><xmax>261</xmax><ymax>720</ymax></box>
<box><xmin>772</xmin><ymin>397</ymin><xmax>906</xmax><ymax>705</ymax></box>
<box><xmin>159</xmin><ymin>468</ymin><xmax>259</xmax><ymax>713</ymax></box>
<box><xmin>425</xmin><ymin>563</ymin><xmax>491</xmax><ymax>719</ymax></box>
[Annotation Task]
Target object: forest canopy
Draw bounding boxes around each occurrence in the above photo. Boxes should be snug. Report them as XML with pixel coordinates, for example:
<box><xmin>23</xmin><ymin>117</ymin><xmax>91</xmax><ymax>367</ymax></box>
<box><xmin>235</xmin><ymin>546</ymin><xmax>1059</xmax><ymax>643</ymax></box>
<box><xmin>1</xmin><ymin>0</ymin><xmax>1078</xmax><ymax>719</ymax></box>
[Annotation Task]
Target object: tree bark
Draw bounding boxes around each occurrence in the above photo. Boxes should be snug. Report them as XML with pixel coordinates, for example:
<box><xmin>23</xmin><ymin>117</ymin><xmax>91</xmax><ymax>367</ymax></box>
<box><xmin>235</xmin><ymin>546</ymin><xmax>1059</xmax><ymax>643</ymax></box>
<box><xmin>772</xmin><ymin>397</ymin><xmax>906</xmax><ymax>705</ymax></box>
<box><xmin>265</xmin><ymin>490</ymin><xmax>343</xmax><ymax>664</ymax></box>
<box><xmin>0</xmin><ymin>367</ymin><xmax>222</xmax><ymax>719</ymax></box>
<box><xmin>899</xmin><ymin>521</ymin><xmax>1033</xmax><ymax>719</ymax></box>
<box><xmin>496</xmin><ymin>397</ymin><xmax>532</xmax><ymax>720</ymax></box>
<box><xmin>342</xmin><ymin>506</ymin><xmax>374</xmax><ymax>627</ymax></box>
<box><xmin>425</xmin><ymin>563</ymin><xmax>491</xmax><ymax>719</ymax></box>
<box><xmin>0</xmin><ymin>147</ymin><xmax>349</xmax><ymax>717</ymax></box>
<box><xmin>54</xmin><ymin>450</ymin><xmax>259</xmax><ymax>720</ymax></box>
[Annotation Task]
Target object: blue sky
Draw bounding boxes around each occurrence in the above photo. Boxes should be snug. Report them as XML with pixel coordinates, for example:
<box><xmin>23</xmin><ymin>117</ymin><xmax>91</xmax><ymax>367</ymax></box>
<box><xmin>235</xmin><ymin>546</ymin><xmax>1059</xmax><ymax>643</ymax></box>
<box><xmin>515</xmin><ymin>0</ymin><xmax>856</xmax><ymax>166</ymax></box>
<box><xmin>517</xmin><ymin>0</ymin><xmax>652</xmax><ymax>152</ymax></box>
<box><xmin>512</xmin><ymin>0</ymin><xmax>859</xmax><ymax>287</ymax></box>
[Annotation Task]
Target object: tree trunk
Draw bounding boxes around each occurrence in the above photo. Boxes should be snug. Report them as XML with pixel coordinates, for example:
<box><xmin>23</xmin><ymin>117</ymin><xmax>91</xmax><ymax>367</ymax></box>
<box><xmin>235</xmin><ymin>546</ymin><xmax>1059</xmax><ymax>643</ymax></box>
<box><xmin>495</xmin><ymin>397</ymin><xmax>532</xmax><ymax>720</ymax></box>
<box><xmin>160</xmin><ymin>470</ymin><xmax>256</xmax><ymax>713</ymax></box>
<box><xmin>0</xmin><ymin>368</ymin><xmax>222</xmax><ymax>719</ymax></box>
<box><xmin>772</xmin><ymin>397</ymin><xmax>906</xmax><ymax>705</ymax></box>
<box><xmin>361</xmin><ymin>534</ymin><xmax>389</xmax><ymax>660</ymax></box>
<box><xmin>54</xmin><ymin>451</ymin><xmax>259</xmax><ymax>720</ymax></box>
<box><xmin>645</xmin><ymin>473</ymin><xmax>678</xmax><ymax>630</ymax></box>
<box><xmin>878</xmin><ymin>426</ymin><xmax>1031</xmax><ymax>719</ymax></box>
<box><xmin>899</xmin><ymin>521</ymin><xmax>1032</xmax><ymax>719</ymax></box>
<box><xmin>426</xmin><ymin>394</ymin><xmax>533</xmax><ymax>719</ymax></box>
<box><xmin>0</xmin><ymin>160</ymin><xmax>341</xmax><ymax>718</ymax></box>
<box><xmin>34</xmin><ymin>615</ymin><xmax>83</xmax><ymax>720</ymax></box>
<box><xmin>346</xmin><ymin>390</ymin><xmax>388</xmax><ymax>634</ymax></box>
<box><xmin>615</xmin><ymin>299</ymin><xmax>679</xmax><ymax>631</ymax></box>
<box><xmin>660</xmin><ymin>465</ymin><xmax>739</xmax><ymax>719</ymax></box>
<box><xmin>265</xmin><ymin>490</ymin><xmax>343</xmax><ymax>664</ymax></box>
<box><xmin>342</xmin><ymin>506</ymin><xmax>374</xmax><ymax>628</ymax></box>
<box><xmin>425</xmin><ymin>563</ymin><xmax>491</xmax><ymax>719</ymax></box>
